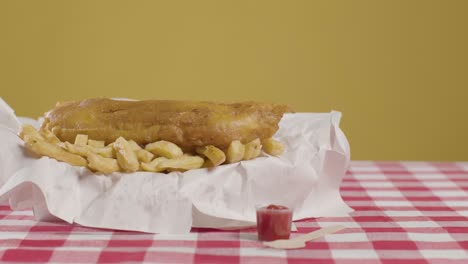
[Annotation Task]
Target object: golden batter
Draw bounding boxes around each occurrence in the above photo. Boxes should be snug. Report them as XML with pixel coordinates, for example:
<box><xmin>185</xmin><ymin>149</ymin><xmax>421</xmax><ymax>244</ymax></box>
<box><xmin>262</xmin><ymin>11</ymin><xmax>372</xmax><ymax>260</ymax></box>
<box><xmin>41</xmin><ymin>98</ymin><xmax>290</xmax><ymax>152</ymax></box>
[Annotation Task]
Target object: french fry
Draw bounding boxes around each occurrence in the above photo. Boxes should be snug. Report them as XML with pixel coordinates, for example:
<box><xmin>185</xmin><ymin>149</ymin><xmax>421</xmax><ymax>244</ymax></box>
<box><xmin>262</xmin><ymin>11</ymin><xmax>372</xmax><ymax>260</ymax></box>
<box><xmin>94</xmin><ymin>146</ymin><xmax>115</xmax><ymax>158</ymax></box>
<box><xmin>196</xmin><ymin>145</ymin><xmax>226</xmax><ymax>167</ymax></box>
<box><xmin>87</xmin><ymin>139</ymin><xmax>105</xmax><ymax>148</ymax></box>
<box><xmin>145</xmin><ymin>140</ymin><xmax>183</xmax><ymax>159</ymax></box>
<box><xmin>202</xmin><ymin>159</ymin><xmax>214</xmax><ymax>168</ymax></box>
<box><xmin>19</xmin><ymin>125</ymin><xmax>43</xmax><ymax>141</ymax></box>
<box><xmin>128</xmin><ymin>140</ymin><xmax>142</xmax><ymax>151</ymax></box>
<box><xmin>87</xmin><ymin>153</ymin><xmax>120</xmax><ymax>174</ymax></box>
<box><xmin>243</xmin><ymin>138</ymin><xmax>262</xmax><ymax>160</ymax></box>
<box><xmin>40</xmin><ymin>129</ymin><xmax>62</xmax><ymax>145</ymax></box>
<box><xmin>261</xmin><ymin>138</ymin><xmax>285</xmax><ymax>156</ymax></box>
<box><xmin>113</xmin><ymin>137</ymin><xmax>139</xmax><ymax>172</ymax></box>
<box><xmin>135</xmin><ymin>149</ymin><xmax>154</xmax><ymax>163</ymax></box>
<box><xmin>226</xmin><ymin>140</ymin><xmax>245</xmax><ymax>163</ymax></box>
<box><xmin>158</xmin><ymin>155</ymin><xmax>204</xmax><ymax>171</ymax></box>
<box><xmin>74</xmin><ymin>134</ymin><xmax>88</xmax><ymax>146</ymax></box>
<box><xmin>65</xmin><ymin>142</ymin><xmax>92</xmax><ymax>157</ymax></box>
<box><xmin>65</xmin><ymin>142</ymin><xmax>115</xmax><ymax>159</ymax></box>
<box><xmin>141</xmin><ymin>157</ymin><xmax>167</xmax><ymax>172</ymax></box>
<box><xmin>25</xmin><ymin>138</ymin><xmax>87</xmax><ymax>167</ymax></box>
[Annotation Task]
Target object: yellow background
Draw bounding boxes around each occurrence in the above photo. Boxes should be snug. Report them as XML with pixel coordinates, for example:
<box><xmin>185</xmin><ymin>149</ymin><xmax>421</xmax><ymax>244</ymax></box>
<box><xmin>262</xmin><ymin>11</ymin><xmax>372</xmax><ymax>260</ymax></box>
<box><xmin>1</xmin><ymin>1</ymin><xmax>467</xmax><ymax>161</ymax></box>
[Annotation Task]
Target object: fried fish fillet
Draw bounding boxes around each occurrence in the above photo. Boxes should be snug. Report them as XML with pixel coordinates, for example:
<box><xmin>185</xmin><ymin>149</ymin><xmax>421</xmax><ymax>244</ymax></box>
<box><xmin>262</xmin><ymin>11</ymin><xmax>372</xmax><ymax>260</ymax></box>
<box><xmin>41</xmin><ymin>98</ymin><xmax>290</xmax><ymax>152</ymax></box>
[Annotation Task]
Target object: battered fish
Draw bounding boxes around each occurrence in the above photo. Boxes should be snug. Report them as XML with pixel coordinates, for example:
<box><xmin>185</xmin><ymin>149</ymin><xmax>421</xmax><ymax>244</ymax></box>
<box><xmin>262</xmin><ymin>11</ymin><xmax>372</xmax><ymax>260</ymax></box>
<box><xmin>41</xmin><ymin>98</ymin><xmax>290</xmax><ymax>152</ymax></box>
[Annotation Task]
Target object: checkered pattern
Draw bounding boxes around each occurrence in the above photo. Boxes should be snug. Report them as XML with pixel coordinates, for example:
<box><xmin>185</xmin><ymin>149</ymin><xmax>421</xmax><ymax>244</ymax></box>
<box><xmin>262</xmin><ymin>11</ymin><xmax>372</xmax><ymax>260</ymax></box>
<box><xmin>1</xmin><ymin>161</ymin><xmax>467</xmax><ymax>263</ymax></box>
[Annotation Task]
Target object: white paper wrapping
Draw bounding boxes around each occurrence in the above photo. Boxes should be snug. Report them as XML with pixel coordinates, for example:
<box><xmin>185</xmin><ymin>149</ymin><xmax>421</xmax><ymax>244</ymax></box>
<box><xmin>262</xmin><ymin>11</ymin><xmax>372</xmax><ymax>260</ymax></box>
<box><xmin>0</xmin><ymin>98</ymin><xmax>353</xmax><ymax>234</ymax></box>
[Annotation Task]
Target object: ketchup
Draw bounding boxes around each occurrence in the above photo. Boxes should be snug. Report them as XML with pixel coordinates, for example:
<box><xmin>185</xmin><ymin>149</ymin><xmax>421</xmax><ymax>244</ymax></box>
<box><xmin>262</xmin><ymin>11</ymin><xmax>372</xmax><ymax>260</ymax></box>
<box><xmin>256</xmin><ymin>204</ymin><xmax>293</xmax><ymax>241</ymax></box>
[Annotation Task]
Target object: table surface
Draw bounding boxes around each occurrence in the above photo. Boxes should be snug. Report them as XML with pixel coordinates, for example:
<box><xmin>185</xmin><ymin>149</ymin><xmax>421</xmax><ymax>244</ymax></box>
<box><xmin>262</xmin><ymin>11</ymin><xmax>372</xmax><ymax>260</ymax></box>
<box><xmin>1</xmin><ymin>161</ymin><xmax>467</xmax><ymax>263</ymax></box>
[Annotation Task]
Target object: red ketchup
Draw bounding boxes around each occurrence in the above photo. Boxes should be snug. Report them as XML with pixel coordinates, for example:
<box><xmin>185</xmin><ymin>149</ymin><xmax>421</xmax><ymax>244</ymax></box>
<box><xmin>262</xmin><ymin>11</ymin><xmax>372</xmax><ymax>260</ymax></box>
<box><xmin>256</xmin><ymin>204</ymin><xmax>293</xmax><ymax>241</ymax></box>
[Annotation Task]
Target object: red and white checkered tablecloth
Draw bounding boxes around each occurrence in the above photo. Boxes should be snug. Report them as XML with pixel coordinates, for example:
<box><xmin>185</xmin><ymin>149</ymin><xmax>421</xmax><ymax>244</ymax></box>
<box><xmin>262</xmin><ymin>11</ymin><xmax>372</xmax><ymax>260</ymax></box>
<box><xmin>1</xmin><ymin>161</ymin><xmax>467</xmax><ymax>263</ymax></box>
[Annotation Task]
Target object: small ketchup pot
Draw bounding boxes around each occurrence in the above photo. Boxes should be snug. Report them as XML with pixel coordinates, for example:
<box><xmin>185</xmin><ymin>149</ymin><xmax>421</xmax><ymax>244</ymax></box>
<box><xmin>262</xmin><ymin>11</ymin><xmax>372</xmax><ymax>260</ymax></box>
<box><xmin>256</xmin><ymin>204</ymin><xmax>293</xmax><ymax>241</ymax></box>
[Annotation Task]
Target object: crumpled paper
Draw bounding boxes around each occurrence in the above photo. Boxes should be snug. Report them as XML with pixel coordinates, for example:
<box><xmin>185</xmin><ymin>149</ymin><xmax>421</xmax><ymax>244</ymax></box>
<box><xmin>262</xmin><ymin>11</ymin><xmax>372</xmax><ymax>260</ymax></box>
<box><xmin>0</xmin><ymin>98</ymin><xmax>353</xmax><ymax>234</ymax></box>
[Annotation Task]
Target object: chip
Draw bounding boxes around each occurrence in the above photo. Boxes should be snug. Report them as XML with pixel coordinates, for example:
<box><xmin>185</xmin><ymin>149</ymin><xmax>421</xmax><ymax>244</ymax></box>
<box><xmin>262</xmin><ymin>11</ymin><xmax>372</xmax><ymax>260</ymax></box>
<box><xmin>25</xmin><ymin>138</ymin><xmax>87</xmax><ymax>167</ymax></box>
<box><xmin>196</xmin><ymin>145</ymin><xmax>226</xmax><ymax>167</ymax></box>
<box><xmin>226</xmin><ymin>140</ymin><xmax>245</xmax><ymax>163</ymax></box>
<box><xmin>158</xmin><ymin>155</ymin><xmax>204</xmax><ymax>171</ymax></box>
<box><xmin>87</xmin><ymin>139</ymin><xmax>105</xmax><ymax>148</ymax></box>
<box><xmin>145</xmin><ymin>140</ymin><xmax>183</xmax><ymax>159</ymax></box>
<box><xmin>74</xmin><ymin>134</ymin><xmax>88</xmax><ymax>146</ymax></box>
<box><xmin>261</xmin><ymin>138</ymin><xmax>285</xmax><ymax>156</ymax></box>
<box><xmin>87</xmin><ymin>153</ymin><xmax>120</xmax><ymax>174</ymax></box>
<box><xmin>135</xmin><ymin>149</ymin><xmax>154</xmax><ymax>163</ymax></box>
<box><xmin>113</xmin><ymin>137</ymin><xmax>139</xmax><ymax>172</ymax></box>
<box><xmin>243</xmin><ymin>138</ymin><xmax>262</xmax><ymax>160</ymax></box>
